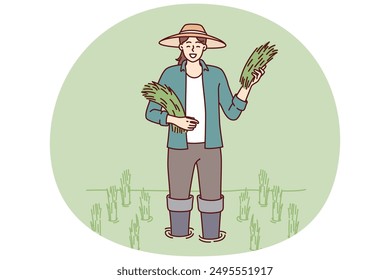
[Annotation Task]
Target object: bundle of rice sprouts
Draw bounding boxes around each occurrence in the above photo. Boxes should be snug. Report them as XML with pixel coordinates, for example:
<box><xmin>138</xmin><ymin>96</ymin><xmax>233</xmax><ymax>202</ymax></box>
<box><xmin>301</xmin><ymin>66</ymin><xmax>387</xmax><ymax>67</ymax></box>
<box><xmin>142</xmin><ymin>82</ymin><xmax>186</xmax><ymax>133</ymax></box>
<box><xmin>240</xmin><ymin>41</ymin><xmax>278</xmax><ymax>89</ymax></box>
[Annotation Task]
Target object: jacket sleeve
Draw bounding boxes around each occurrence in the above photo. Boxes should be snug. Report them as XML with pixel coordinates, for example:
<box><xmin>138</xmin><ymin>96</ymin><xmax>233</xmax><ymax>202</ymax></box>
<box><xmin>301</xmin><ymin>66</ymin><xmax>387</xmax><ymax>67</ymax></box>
<box><xmin>144</xmin><ymin>70</ymin><xmax>169</xmax><ymax>126</ymax></box>
<box><xmin>218</xmin><ymin>70</ymin><xmax>247</xmax><ymax>120</ymax></box>
<box><xmin>145</xmin><ymin>101</ymin><xmax>168</xmax><ymax>126</ymax></box>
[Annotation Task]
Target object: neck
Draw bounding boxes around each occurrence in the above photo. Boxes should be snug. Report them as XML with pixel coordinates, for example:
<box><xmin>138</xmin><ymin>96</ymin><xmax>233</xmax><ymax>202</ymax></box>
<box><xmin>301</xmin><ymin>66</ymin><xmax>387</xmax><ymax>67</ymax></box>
<box><xmin>186</xmin><ymin>60</ymin><xmax>202</xmax><ymax>78</ymax></box>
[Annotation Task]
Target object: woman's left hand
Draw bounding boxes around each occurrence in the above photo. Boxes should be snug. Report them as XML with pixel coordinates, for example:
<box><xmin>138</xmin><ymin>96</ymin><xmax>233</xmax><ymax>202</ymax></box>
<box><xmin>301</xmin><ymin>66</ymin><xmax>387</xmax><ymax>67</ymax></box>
<box><xmin>249</xmin><ymin>65</ymin><xmax>266</xmax><ymax>88</ymax></box>
<box><xmin>236</xmin><ymin>65</ymin><xmax>267</xmax><ymax>101</ymax></box>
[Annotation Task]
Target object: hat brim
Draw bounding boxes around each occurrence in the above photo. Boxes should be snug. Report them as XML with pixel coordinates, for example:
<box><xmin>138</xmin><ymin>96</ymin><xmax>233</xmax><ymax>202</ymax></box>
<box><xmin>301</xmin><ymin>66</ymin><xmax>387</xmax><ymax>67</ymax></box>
<box><xmin>159</xmin><ymin>33</ymin><xmax>226</xmax><ymax>49</ymax></box>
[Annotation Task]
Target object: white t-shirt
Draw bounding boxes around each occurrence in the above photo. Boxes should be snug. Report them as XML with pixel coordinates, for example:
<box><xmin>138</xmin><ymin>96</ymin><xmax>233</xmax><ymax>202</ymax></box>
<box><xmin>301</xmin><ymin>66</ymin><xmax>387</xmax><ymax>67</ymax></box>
<box><xmin>186</xmin><ymin>74</ymin><xmax>205</xmax><ymax>143</ymax></box>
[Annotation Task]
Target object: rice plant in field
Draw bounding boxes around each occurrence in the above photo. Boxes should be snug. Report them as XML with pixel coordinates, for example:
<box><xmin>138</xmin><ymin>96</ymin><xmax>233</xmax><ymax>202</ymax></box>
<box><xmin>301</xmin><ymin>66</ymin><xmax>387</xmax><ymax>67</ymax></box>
<box><xmin>249</xmin><ymin>214</ymin><xmax>261</xmax><ymax>251</ymax></box>
<box><xmin>106</xmin><ymin>185</ymin><xmax>119</xmax><ymax>223</ymax></box>
<box><xmin>240</xmin><ymin>42</ymin><xmax>278</xmax><ymax>89</ymax></box>
<box><xmin>129</xmin><ymin>215</ymin><xmax>140</xmax><ymax>250</ymax></box>
<box><xmin>271</xmin><ymin>185</ymin><xmax>283</xmax><ymax>223</ymax></box>
<box><xmin>139</xmin><ymin>188</ymin><xmax>153</xmax><ymax>222</ymax></box>
<box><xmin>288</xmin><ymin>203</ymin><xmax>300</xmax><ymax>238</ymax></box>
<box><xmin>90</xmin><ymin>203</ymin><xmax>102</xmax><ymax>235</ymax></box>
<box><xmin>119</xmin><ymin>169</ymin><xmax>131</xmax><ymax>207</ymax></box>
<box><xmin>258</xmin><ymin>169</ymin><xmax>270</xmax><ymax>207</ymax></box>
<box><xmin>237</xmin><ymin>188</ymin><xmax>251</xmax><ymax>222</ymax></box>
<box><xmin>142</xmin><ymin>82</ymin><xmax>186</xmax><ymax>133</ymax></box>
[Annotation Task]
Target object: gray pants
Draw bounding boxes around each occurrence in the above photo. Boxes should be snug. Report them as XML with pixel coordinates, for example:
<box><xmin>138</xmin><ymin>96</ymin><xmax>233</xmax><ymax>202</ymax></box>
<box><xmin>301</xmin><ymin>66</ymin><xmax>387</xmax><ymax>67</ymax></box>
<box><xmin>167</xmin><ymin>143</ymin><xmax>222</xmax><ymax>200</ymax></box>
<box><xmin>166</xmin><ymin>143</ymin><xmax>224</xmax><ymax>239</ymax></box>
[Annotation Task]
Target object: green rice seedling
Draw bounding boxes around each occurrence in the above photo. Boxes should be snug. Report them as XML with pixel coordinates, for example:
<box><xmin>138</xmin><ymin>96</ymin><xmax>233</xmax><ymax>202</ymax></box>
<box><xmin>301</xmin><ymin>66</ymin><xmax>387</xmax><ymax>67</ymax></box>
<box><xmin>129</xmin><ymin>215</ymin><xmax>140</xmax><ymax>250</ymax></box>
<box><xmin>249</xmin><ymin>214</ymin><xmax>261</xmax><ymax>251</ymax></box>
<box><xmin>237</xmin><ymin>188</ymin><xmax>251</xmax><ymax>222</ymax></box>
<box><xmin>139</xmin><ymin>188</ymin><xmax>153</xmax><ymax>222</ymax></box>
<box><xmin>142</xmin><ymin>82</ymin><xmax>186</xmax><ymax>133</ymax></box>
<box><xmin>288</xmin><ymin>203</ymin><xmax>300</xmax><ymax>238</ymax></box>
<box><xmin>106</xmin><ymin>185</ymin><xmax>119</xmax><ymax>223</ymax></box>
<box><xmin>119</xmin><ymin>169</ymin><xmax>131</xmax><ymax>207</ymax></box>
<box><xmin>90</xmin><ymin>203</ymin><xmax>102</xmax><ymax>235</ymax></box>
<box><xmin>240</xmin><ymin>42</ymin><xmax>278</xmax><ymax>89</ymax></box>
<box><xmin>258</xmin><ymin>169</ymin><xmax>270</xmax><ymax>207</ymax></box>
<box><xmin>271</xmin><ymin>185</ymin><xmax>283</xmax><ymax>223</ymax></box>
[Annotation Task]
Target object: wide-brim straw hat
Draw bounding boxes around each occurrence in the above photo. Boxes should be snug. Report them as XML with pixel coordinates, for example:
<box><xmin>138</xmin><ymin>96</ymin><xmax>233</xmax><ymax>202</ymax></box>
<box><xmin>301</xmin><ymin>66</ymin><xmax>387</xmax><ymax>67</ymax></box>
<box><xmin>159</xmin><ymin>23</ymin><xmax>226</xmax><ymax>49</ymax></box>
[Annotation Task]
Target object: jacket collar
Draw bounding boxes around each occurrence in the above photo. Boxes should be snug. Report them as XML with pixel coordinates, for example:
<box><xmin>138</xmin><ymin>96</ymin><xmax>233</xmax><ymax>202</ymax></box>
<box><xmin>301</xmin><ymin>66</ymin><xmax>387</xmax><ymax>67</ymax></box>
<box><xmin>180</xmin><ymin>59</ymin><xmax>209</xmax><ymax>72</ymax></box>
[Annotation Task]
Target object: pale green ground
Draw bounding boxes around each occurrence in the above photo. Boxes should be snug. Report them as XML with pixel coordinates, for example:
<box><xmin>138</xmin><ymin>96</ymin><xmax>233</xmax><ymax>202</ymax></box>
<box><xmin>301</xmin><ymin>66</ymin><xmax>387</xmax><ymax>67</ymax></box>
<box><xmin>83</xmin><ymin>187</ymin><xmax>308</xmax><ymax>256</ymax></box>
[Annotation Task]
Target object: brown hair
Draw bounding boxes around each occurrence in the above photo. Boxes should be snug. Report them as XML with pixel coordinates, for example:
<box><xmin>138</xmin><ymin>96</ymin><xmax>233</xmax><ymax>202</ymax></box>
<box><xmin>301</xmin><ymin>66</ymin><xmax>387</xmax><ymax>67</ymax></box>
<box><xmin>176</xmin><ymin>37</ymin><xmax>207</xmax><ymax>65</ymax></box>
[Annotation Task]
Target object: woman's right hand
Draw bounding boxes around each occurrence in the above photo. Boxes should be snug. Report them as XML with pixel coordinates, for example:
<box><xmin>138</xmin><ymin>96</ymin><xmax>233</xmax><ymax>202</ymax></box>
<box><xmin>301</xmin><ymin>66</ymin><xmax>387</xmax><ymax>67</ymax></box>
<box><xmin>167</xmin><ymin>115</ymin><xmax>199</xmax><ymax>131</ymax></box>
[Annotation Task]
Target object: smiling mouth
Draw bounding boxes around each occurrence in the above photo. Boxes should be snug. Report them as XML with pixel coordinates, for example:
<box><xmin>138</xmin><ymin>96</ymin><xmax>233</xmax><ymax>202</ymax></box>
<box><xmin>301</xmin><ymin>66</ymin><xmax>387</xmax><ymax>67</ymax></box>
<box><xmin>189</xmin><ymin>53</ymin><xmax>197</xmax><ymax>58</ymax></box>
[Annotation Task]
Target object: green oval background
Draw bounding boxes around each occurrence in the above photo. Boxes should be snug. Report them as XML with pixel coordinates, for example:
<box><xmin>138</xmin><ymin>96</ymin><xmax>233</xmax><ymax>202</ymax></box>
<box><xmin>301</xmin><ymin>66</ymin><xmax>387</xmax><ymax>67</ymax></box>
<box><xmin>51</xmin><ymin>4</ymin><xmax>339</xmax><ymax>256</ymax></box>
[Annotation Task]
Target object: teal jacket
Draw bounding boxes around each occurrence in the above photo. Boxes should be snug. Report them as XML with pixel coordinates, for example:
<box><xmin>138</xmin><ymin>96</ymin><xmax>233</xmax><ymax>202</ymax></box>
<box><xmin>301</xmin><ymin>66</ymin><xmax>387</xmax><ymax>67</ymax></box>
<box><xmin>145</xmin><ymin>60</ymin><xmax>247</xmax><ymax>149</ymax></box>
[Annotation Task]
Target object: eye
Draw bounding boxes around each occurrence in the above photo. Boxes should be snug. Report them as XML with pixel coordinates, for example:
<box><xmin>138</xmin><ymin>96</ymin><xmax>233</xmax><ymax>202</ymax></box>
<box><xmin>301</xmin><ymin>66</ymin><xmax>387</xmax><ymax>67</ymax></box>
<box><xmin>186</xmin><ymin>45</ymin><xmax>191</xmax><ymax>48</ymax></box>
<box><xmin>196</xmin><ymin>46</ymin><xmax>200</xmax><ymax>48</ymax></box>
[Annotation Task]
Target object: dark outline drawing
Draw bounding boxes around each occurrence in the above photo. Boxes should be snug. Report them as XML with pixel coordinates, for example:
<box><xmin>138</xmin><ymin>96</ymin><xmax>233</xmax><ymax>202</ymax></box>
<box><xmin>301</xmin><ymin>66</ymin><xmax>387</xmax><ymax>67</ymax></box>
<box><xmin>143</xmin><ymin>23</ymin><xmax>275</xmax><ymax>242</ymax></box>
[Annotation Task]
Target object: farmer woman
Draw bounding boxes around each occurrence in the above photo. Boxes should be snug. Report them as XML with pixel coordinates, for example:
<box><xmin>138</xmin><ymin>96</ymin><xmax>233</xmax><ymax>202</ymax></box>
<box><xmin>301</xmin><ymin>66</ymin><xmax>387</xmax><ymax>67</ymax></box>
<box><xmin>145</xmin><ymin>23</ymin><xmax>265</xmax><ymax>242</ymax></box>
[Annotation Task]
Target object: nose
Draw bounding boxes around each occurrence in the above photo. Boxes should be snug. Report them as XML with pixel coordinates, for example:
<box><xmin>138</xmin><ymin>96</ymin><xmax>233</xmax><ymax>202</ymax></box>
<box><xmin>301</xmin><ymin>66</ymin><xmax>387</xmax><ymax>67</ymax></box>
<box><xmin>191</xmin><ymin>45</ymin><xmax>195</xmax><ymax>51</ymax></box>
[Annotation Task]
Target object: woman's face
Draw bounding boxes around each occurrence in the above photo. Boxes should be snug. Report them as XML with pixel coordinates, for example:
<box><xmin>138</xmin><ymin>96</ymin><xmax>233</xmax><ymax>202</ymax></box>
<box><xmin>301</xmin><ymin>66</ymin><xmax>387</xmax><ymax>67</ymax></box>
<box><xmin>179</xmin><ymin>37</ymin><xmax>207</xmax><ymax>63</ymax></box>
